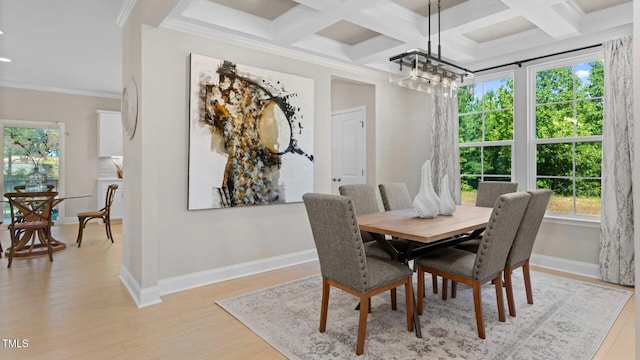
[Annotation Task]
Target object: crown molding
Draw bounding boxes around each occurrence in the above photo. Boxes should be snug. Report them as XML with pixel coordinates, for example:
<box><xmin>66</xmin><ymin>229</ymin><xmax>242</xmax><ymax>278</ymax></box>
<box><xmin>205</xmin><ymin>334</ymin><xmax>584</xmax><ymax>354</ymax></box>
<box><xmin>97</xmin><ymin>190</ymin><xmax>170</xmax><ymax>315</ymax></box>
<box><xmin>0</xmin><ymin>81</ymin><xmax>120</xmax><ymax>99</ymax></box>
<box><xmin>116</xmin><ymin>0</ymin><xmax>138</xmax><ymax>28</ymax></box>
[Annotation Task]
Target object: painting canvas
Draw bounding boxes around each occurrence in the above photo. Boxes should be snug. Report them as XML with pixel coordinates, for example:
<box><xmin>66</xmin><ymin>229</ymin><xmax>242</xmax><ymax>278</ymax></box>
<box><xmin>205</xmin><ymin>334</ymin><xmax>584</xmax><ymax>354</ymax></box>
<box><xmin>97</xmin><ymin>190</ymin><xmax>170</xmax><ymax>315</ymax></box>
<box><xmin>188</xmin><ymin>54</ymin><xmax>314</xmax><ymax>210</ymax></box>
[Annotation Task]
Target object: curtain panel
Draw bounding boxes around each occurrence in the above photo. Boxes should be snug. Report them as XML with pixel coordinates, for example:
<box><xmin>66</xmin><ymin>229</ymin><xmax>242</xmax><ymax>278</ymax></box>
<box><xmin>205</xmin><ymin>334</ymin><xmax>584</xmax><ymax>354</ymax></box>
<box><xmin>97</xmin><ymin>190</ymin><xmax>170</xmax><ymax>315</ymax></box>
<box><xmin>599</xmin><ymin>36</ymin><xmax>634</xmax><ymax>286</ymax></box>
<box><xmin>431</xmin><ymin>95</ymin><xmax>461</xmax><ymax>204</ymax></box>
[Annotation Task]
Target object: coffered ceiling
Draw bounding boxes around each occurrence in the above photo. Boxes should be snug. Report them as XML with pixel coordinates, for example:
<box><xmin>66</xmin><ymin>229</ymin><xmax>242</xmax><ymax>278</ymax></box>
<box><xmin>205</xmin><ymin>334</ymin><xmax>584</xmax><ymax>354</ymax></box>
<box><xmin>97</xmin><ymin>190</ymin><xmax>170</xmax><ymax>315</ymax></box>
<box><xmin>0</xmin><ymin>0</ymin><xmax>633</xmax><ymax>97</ymax></box>
<box><xmin>164</xmin><ymin>0</ymin><xmax>633</xmax><ymax>73</ymax></box>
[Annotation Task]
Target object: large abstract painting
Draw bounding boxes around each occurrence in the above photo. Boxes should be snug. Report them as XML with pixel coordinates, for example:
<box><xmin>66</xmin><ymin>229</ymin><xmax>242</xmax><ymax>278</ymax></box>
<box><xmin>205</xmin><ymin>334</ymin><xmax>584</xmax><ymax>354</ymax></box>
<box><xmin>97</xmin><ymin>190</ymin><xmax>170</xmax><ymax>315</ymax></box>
<box><xmin>188</xmin><ymin>54</ymin><xmax>314</xmax><ymax>210</ymax></box>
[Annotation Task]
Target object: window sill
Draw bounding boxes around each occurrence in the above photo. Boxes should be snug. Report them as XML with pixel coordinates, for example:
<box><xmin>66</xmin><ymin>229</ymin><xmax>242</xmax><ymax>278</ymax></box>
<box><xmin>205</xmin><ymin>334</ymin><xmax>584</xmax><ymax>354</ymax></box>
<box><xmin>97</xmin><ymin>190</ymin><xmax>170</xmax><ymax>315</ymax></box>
<box><xmin>543</xmin><ymin>214</ymin><xmax>601</xmax><ymax>229</ymax></box>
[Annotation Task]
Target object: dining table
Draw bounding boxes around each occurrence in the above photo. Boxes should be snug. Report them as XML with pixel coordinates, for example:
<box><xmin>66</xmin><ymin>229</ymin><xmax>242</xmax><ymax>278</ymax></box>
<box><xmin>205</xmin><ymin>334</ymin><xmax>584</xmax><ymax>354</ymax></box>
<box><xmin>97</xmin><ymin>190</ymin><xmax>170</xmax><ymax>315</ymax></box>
<box><xmin>3</xmin><ymin>193</ymin><xmax>92</xmax><ymax>257</ymax></box>
<box><xmin>356</xmin><ymin>204</ymin><xmax>494</xmax><ymax>338</ymax></box>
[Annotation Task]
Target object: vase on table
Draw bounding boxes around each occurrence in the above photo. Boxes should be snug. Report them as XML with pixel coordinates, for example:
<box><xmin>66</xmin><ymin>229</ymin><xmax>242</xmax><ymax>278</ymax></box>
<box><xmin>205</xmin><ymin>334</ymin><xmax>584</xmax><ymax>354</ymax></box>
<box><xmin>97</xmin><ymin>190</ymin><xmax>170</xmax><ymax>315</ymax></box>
<box><xmin>413</xmin><ymin>160</ymin><xmax>440</xmax><ymax>219</ymax></box>
<box><xmin>25</xmin><ymin>165</ymin><xmax>47</xmax><ymax>192</ymax></box>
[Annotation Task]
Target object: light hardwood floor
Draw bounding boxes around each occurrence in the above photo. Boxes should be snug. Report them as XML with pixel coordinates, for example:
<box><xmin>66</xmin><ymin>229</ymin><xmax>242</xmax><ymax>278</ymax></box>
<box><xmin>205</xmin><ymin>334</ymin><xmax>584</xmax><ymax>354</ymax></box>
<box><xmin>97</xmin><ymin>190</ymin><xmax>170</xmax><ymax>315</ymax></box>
<box><xmin>0</xmin><ymin>223</ymin><xmax>634</xmax><ymax>359</ymax></box>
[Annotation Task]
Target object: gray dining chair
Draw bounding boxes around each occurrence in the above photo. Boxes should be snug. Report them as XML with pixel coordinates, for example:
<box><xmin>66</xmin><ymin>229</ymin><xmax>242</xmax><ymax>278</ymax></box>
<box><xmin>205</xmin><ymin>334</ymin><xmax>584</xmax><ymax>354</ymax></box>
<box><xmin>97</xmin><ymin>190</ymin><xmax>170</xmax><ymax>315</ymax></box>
<box><xmin>501</xmin><ymin>189</ymin><xmax>552</xmax><ymax>316</ymax></box>
<box><xmin>415</xmin><ymin>192</ymin><xmax>530</xmax><ymax>339</ymax></box>
<box><xmin>453</xmin><ymin>181</ymin><xmax>518</xmax><ymax>255</ymax></box>
<box><xmin>339</xmin><ymin>184</ymin><xmax>409</xmax><ymax>310</ymax></box>
<box><xmin>302</xmin><ymin>193</ymin><xmax>414</xmax><ymax>355</ymax></box>
<box><xmin>451</xmin><ymin>189</ymin><xmax>552</xmax><ymax>315</ymax></box>
<box><xmin>339</xmin><ymin>184</ymin><xmax>408</xmax><ymax>260</ymax></box>
<box><xmin>378</xmin><ymin>183</ymin><xmax>412</xmax><ymax>212</ymax></box>
<box><xmin>379</xmin><ymin>182</ymin><xmax>440</xmax><ymax>294</ymax></box>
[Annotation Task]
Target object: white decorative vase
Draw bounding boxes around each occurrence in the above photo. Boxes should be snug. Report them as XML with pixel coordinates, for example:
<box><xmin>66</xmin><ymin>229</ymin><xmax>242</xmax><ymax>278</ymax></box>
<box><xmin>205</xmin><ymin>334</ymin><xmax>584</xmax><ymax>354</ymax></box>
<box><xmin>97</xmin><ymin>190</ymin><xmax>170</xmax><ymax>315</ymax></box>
<box><xmin>413</xmin><ymin>160</ymin><xmax>440</xmax><ymax>219</ymax></box>
<box><xmin>438</xmin><ymin>174</ymin><xmax>456</xmax><ymax>215</ymax></box>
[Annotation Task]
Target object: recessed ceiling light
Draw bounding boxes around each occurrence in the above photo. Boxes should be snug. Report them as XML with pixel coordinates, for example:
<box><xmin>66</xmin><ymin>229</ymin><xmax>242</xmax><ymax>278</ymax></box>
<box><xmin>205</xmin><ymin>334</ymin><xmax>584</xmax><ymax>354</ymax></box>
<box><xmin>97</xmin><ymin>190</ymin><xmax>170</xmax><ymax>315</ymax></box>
<box><xmin>0</xmin><ymin>30</ymin><xmax>3</xmax><ymax>35</ymax></box>
<box><xmin>0</xmin><ymin>58</ymin><xmax>12</xmax><ymax>63</ymax></box>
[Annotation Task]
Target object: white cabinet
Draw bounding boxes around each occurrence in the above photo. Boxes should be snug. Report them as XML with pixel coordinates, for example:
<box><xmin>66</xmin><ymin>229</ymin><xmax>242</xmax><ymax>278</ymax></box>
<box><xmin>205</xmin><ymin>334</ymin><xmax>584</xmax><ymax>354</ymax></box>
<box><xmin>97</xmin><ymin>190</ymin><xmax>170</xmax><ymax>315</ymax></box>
<box><xmin>97</xmin><ymin>110</ymin><xmax>123</xmax><ymax>157</ymax></box>
<box><xmin>97</xmin><ymin>179</ymin><xmax>123</xmax><ymax>219</ymax></box>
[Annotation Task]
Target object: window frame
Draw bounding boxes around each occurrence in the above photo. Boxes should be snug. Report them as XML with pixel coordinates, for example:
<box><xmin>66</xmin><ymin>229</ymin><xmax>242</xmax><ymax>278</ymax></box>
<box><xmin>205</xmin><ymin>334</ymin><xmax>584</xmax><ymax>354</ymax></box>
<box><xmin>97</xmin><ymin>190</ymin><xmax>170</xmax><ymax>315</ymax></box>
<box><xmin>527</xmin><ymin>53</ymin><xmax>603</xmax><ymax>220</ymax></box>
<box><xmin>458</xmin><ymin>70</ymin><xmax>515</xmax><ymax>193</ymax></box>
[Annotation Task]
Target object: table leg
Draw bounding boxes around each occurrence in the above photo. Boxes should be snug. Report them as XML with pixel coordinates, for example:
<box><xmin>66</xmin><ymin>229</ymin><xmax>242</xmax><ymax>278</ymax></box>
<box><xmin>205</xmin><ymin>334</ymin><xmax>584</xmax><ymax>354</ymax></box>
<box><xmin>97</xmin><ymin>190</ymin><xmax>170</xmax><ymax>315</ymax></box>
<box><xmin>412</xmin><ymin>282</ymin><xmax>422</xmax><ymax>338</ymax></box>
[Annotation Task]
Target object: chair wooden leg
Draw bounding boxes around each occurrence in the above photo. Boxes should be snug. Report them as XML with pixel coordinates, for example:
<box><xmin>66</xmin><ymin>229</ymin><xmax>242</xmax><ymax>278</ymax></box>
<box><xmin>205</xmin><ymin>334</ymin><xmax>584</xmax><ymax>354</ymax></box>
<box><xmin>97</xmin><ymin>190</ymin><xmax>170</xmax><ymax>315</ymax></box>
<box><xmin>441</xmin><ymin>278</ymin><xmax>448</xmax><ymax>300</ymax></box>
<box><xmin>45</xmin><ymin>229</ymin><xmax>53</xmax><ymax>262</ymax></box>
<box><xmin>390</xmin><ymin>288</ymin><xmax>397</xmax><ymax>310</ymax></box>
<box><xmin>104</xmin><ymin>218</ymin><xmax>111</xmax><ymax>241</ymax></box>
<box><xmin>417</xmin><ymin>266</ymin><xmax>424</xmax><ymax>315</ymax></box>
<box><xmin>472</xmin><ymin>282</ymin><xmax>485</xmax><ymax>339</ymax></box>
<box><xmin>504</xmin><ymin>267</ymin><xmax>516</xmax><ymax>317</ymax></box>
<box><xmin>356</xmin><ymin>294</ymin><xmax>369</xmax><ymax>355</ymax></box>
<box><xmin>494</xmin><ymin>273</ymin><xmax>505</xmax><ymax>322</ymax></box>
<box><xmin>77</xmin><ymin>217</ymin><xmax>86</xmax><ymax>247</ymax></box>
<box><xmin>320</xmin><ymin>278</ymin><xmax>330</xmax><ymax>333</ymax></box>
<box><xmin>107</xmin><ymin>217</ymin><xmax>114</xmax><ymax>243</ymax></box>
<box><xmin>404</xmin><ymin>279</ymin><xmax>414</xmax><ymax>332</ymax></box>
<box><xmin>7</xmin><ymin>230</ymin><xmax>15</xmax><ymax>268</ymax></box>
<box><xmin>432</xmin><ymin>274</ymin><xmax>438</xmax><ymax>294</ymax></box>
<box><xmin>451</xmin><ymin>281</ymin><xmax>457</xmax><ymax>298</ymax></box>
<box><xmin>523</xmin><ymin>260</ymin><xmax>533</xmax><ymax>304</ymax></box>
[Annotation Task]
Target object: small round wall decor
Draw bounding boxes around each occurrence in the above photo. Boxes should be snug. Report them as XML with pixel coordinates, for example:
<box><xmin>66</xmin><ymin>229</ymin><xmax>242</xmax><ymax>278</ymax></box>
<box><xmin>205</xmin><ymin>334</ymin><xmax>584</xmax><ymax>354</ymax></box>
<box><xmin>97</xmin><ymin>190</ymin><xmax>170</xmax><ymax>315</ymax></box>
<box><xmin>121</xmin><ymin>77</ymin><xmax>138</xmax><ymax>140</ymax></box>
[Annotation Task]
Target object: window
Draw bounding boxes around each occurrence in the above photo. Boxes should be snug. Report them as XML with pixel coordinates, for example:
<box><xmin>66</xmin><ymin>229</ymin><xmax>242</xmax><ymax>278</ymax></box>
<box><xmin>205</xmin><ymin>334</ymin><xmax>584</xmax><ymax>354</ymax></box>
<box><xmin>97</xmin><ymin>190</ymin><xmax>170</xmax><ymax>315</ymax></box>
<box><xmin>458</xmin><ymin>75</ymin><xmax>514</xmax><ymax>204</ymax></box>
<box><xmin>532</xmin><ymin>59</ymin><xmax>603</xmax><ymax>216</ymax></box>
<box><xmin>1</xmin><ymin>121</ymin><xmax>64</xmax><ymax>220</ymax></box>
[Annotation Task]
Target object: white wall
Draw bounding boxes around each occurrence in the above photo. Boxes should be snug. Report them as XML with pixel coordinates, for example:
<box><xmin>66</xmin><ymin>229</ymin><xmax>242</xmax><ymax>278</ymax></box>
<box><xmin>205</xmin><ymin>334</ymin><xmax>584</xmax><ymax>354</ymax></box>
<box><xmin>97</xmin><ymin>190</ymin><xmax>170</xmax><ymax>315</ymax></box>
<box><xmin>138</xmin><ymin>26</ymin><xmax>431</xmax><ymax>282</ymax></box>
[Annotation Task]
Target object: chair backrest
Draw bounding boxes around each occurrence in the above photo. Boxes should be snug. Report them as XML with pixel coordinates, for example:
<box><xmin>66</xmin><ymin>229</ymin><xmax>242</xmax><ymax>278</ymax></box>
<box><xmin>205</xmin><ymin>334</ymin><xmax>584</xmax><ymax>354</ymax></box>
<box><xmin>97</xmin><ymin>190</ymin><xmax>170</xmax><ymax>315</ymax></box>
<box><xmin>5</xmin><ymin>191</ymin><xmax>58</xmax><ymax>227</ymax></box>
<box><xmin>14</xmin><ymin>184</ymin><xmax>55</xmax><ymax>192</ymax></box>
<box><xmin>506</xmin><ymin>189</ymin><xmax>552</xmax><ymax>267</ymax></box>
<box><xmin>379</xmin><ymin>183</ymin><xmax>412</xmax><ymax>211</ymax></box>
<box><xmin>475</xmin><ymin>181</ymin><xmax>518</xmax><ymax>207</ymax></box>
<box><xmin>338</xmin><ymin>184</ymin><xmax>382</xmax><ymax>243</ymax></box>
<box><xmin>338</xmin><ymin>184</ymin><xmax>381</xmax><ymax>215</ymax></box>
<box><xmin>104</xmin><ymin>184</ymin><xmax>119</xmax><ymax>212</ymax></box>
<box><xmin>303</xmin><ymin>193</ymin><xmax>370</xmax><ymax>293</ymax></box>
<box><xmin>472</xmin><ymin>192</ymin><xmax>530</xmax><ymax>281</ymax></box>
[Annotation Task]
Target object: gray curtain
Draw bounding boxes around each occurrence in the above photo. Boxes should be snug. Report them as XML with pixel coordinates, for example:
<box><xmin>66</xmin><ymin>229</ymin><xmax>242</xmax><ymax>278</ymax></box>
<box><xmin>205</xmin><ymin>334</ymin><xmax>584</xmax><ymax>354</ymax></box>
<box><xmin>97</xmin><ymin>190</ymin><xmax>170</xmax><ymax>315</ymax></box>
<box><xmin>599</xmin><ymin>36</ymin><xmax>634</xmax><ymax>286</ymax></box>
<box><xmin>431</xmin><ymin>95</ymin><xmax>461</xmax><ymax>204</ymax></box>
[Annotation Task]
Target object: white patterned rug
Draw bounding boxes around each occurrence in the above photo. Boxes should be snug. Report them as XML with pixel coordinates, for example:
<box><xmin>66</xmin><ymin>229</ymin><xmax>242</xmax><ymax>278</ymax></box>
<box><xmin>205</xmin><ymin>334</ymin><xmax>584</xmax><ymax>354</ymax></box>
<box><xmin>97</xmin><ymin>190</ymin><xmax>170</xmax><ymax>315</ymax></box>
<box><xmin>217</xmin><ymin>270</ymin><xmax>631</xmax><ymax>359</ymax></box>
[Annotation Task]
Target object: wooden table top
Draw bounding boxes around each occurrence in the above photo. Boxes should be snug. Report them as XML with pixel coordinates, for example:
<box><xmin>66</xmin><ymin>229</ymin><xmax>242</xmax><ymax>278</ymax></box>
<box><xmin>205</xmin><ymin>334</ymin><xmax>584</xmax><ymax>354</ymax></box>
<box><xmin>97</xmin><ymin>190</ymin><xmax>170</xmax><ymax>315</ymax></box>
<box><xmin>357</xmin><ymin>205</ymin><xmax>493</xmax><ymax>244</ymax></box>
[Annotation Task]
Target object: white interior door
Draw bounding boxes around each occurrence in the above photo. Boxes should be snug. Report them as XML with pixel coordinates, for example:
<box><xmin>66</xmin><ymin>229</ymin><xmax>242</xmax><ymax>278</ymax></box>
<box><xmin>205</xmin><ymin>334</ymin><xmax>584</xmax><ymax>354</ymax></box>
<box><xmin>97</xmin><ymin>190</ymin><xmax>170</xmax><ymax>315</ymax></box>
<box><xmin>331</xmin><ymin>106</ymin><xmax>366</xmax><ymax>194</ymax></box>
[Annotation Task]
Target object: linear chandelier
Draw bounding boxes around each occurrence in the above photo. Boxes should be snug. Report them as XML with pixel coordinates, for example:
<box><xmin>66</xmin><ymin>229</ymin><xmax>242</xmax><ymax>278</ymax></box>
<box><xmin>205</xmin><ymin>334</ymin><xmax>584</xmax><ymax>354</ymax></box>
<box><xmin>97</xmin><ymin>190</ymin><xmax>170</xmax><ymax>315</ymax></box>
<box><xmin>389</xmin><ymin>0</ymin><xmax>474</xmax><ymax>97</ymax></box>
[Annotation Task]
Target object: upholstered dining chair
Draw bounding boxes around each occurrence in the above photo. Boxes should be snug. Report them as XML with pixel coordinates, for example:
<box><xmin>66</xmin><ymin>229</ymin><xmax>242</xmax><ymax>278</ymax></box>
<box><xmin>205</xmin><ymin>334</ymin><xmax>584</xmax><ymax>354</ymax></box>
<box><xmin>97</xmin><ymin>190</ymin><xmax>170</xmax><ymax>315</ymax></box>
<box><xmin>339</xmin><ymin>184</ymin><xmax>409</xmax><ymax>260</ymax></box>
<box><xmin>76</xmin><ymin>184</ymin><xmax>118</xmax><ymax>247</ymax></box>
<box><xmin>453</xmin><ymin>189</ymin><xmax>552</xmax><ymax>317</ymax></box>
<box><xmin>5</xmin><ymin>191</ymin><xmax>58</xmax><ymax>268</ymax></box>
<box><xmin>453</xmin><ymin>181</ymin><xmax>518</xmax><ymax>255</ymax></box>
<box><xmin>378</xmin><ymin>182</ymin><xmax>441</xmax><ymax>294</ymax></box>
<box><xmin>442</xmin><ymin>181</ymin><xmax>520</xmax><ymax>298</ymax></box>
<box><xmin>339</xmin><ymin>184</ymin><xmax>410</xmax><ymax>310</ymax></box>
<box><xmin>415</xmin><ymin>192</ymin><xmax>530</xmax><ymax>339</ymax></box>
<box><xmin>302</xmin><ymin>193</ymin><xmax>414</xmax><ymax>355</ymax></box>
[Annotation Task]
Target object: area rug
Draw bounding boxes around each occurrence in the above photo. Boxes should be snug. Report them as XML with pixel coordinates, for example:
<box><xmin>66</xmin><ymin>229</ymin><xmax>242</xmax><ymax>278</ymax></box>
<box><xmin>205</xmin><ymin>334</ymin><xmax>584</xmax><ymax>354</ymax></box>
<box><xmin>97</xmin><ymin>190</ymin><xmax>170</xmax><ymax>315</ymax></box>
<box><xmin>216</xmin><ymin>271</ymin><xmax>632</xmax><ymax>359</ymax></box>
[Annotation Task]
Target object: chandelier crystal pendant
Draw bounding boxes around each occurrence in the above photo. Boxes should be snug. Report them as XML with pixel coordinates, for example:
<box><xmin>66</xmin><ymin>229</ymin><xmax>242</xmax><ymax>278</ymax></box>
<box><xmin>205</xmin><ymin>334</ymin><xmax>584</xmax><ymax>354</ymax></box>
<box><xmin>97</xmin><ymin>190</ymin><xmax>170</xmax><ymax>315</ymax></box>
<box><xmin>389</xmin><ymin>0</ymin><xmax>474</xmax><ymax>97</ymax></box>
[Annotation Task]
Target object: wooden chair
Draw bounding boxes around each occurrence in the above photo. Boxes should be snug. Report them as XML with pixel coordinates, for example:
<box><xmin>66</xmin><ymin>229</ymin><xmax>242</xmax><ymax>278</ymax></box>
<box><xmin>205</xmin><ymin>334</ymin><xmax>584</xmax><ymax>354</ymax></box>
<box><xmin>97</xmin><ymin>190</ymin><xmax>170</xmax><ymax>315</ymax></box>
<box><xmin>302</xmin><ymin>193</ymin><xmax>414</xmax><ymax>355</ymax></box>
<box><xmin>5</xmin><ymin>191</ymin><xmax>58</xmax><ymax>268</ymax></box>
<box><xmin>415</xmin><ymin>192</ymin><xmax>530</xmax><ymax>339</ymax></box>
<box><xmin>14</xmin><ymin>184</ymin><xmax>56</xmax><ymax>192</ymax></box>
<box><xmin>76</xmin><ymin>184</ymin><xmax>118</xmax><ymax>247</ymax></box>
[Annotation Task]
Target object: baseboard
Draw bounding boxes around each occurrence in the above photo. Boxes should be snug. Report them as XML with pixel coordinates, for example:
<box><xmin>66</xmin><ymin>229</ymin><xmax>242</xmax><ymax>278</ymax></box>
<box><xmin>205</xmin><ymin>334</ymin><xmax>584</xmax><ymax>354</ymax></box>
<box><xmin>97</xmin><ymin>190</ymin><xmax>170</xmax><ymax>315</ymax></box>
<box><xmin>119</xmin><ymin>264</ymin><xmax>162</xmax><ymax>308</ymax></box>
<box><xmin>157</xmin><ymin>248</ymin><xmax>318</xmax><ymax>296</ymax></box>
<box><xmin>530</xmin><ymin>253</ymin><xmax>601</xmax><ymax>279</ymax></box>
